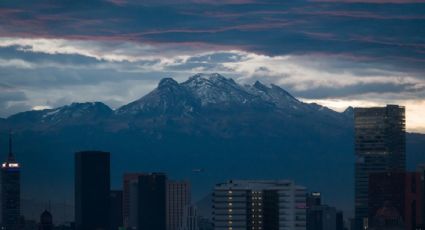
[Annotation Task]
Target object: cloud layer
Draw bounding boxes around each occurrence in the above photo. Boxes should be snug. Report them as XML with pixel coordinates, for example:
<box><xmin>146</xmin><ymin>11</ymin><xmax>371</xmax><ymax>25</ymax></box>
<box><xmin>0</xmin><ymin>0</ymin><xmax>424</xmax><ymax>131</ymax></box>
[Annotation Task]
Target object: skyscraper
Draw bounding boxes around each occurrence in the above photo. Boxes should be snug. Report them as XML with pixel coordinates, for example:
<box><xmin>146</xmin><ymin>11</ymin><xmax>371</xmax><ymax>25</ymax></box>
<box><xmin>213</xmin><ymin>180</ymin><xmax>307</xmax><ymax>230</ymax></box>
<box><xmin>354</xmin><ymin>105</ymin><xmax>406</xmax><ymax>229</ymax></box>
<box><xmin>109</xmin><ymin>190</ymin><xmax>123</xmax><ymax>230</ymax></box>
<box><xmin>75</xmin><ymin>151</ymin><xmax>110</xmax><ymax>230</ymax></box>
<box><xmin>306</xmin><ymin>192</ymin><xmax>344</xmax><ymax>230</ymax></box>
<box><xmin>166</xmin><ymin>180</ymin><xmax>191</xmax><ymax>230</ymax></box>
<box><xmin>138</xmin><ymin>173</ymin><xmax>167</xmax><ymax>230</ymax></box>
<box><xmin>1</xmin><ymin>131</ymin><xmax>21</xmax><ymax>230</ymax></box>
<box><xmin>306</xmin><ymin>192</ymin><xmax>322</xmax><ymax>208</ymax></box>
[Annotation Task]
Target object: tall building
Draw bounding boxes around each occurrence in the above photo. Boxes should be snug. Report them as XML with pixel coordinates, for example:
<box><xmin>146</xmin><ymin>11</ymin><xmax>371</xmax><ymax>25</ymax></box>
<box><xmin>306</xmin><ymin>192</ymin><xmax>344</xmax><ymax>230</ymax></box>
<box><xmin>123</xmin><ymin>173</ymin><xmax>146</xmax><ymax>229</ymax></box>
<box><xmin>124</xmin><ymin>174</ymin><xmax>193</xmax><ymax>230</ymax></box>
<box><xmin>138</xmin><ymin>173</ymin><xmax>167</xmax><ymax>230</ymax></box>
<box><xmin>75</xmin><ymin>151</ymin><xmax>110</xmax><ymax>230</ymax></box>
<box><xmin>405</xmin><ymin>172</ymin><xmax>423</xmax><ymax>230</ymax></box>
<box><xmin>213</xmin><ymin>180</ymin><xmax>307</xmax><ymax>230</ymax></box>
<box><xmin>354</xmin><ymin>105</ymin><xmax>405</xmax><ymax>229</ymax></box>
<box><xmin>1</xmin><ymin>132</ymin><xmax>21</xmax><ymax>230</ymax></box>
<box><xmin>167</xmin><ymin>181</ymin><xmax>191</xmax><ymax>230</ymax></box>
<box><xmin>306</xmin><ymin>192</ymin><xmax>322</xmax><ymax>208</ymax></box>
<box><xmin>336</xmin><ymin>211</ymin><xmax>344</xmax><ymax>230</ymax></box>
<box><xmin>110</xmin><ymin>190</ymin><xmax>123</xmax><ymax>230</ymax></box>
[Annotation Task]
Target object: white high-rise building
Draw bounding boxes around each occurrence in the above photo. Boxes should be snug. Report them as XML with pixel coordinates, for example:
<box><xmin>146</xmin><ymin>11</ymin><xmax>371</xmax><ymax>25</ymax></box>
<box><xmin>213</xmin><ymin>180</ymin><xmax>307</xmax><ymax>230</ymax></box>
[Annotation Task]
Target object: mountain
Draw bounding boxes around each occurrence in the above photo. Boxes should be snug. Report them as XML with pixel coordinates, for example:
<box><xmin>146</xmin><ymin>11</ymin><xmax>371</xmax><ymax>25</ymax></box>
<box><xmin>0</xmin><ymin>73</ymin><xmax>424</xmax><ymax>222</ymax></box>
<box><xmin>7</xmin><ymin>102</ymin><xmax>113</xmax><ymax>130</ymax></box>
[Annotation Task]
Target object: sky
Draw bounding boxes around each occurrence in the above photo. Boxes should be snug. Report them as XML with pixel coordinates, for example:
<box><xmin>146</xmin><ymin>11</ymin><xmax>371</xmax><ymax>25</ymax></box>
<box><xmin>0</xmin><ymin>0</ymin><xmax>424</xmax><ymax>132</ymax></box>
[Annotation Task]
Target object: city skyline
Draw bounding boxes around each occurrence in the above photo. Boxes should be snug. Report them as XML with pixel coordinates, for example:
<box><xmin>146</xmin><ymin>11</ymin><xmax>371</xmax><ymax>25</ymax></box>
<box><xmin>0</xmin><ymin>1</ymin><xmax>423</xmax><ymax>229</ymax></box>
<box><xmin>0</xmin><ymin>107</ymin><xmax>422</xmax><ymax>230</ymax></box>
<box><xmin>0</xmin><ymin>78</ymin><xmax>423</xmax><ymax>225</ymax></box>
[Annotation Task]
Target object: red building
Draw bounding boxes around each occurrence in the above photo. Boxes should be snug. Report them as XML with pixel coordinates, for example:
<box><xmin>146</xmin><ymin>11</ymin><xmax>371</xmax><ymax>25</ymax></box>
<box><xmin>368</xmin><ymin>172</ymin><xmax>423</xmax><ymax>230</ymax></box>
<box><xmin>405</xmin><ymin>172</ymin><xmax>423</xmax><ymax>230</ymax></box>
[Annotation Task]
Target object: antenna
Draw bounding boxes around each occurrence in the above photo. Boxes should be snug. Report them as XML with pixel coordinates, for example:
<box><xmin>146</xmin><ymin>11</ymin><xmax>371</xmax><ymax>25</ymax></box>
<box><xmin>8</xmin><ymin>129</ymin><xmax>12</xmax><ymax>158</ymax></box>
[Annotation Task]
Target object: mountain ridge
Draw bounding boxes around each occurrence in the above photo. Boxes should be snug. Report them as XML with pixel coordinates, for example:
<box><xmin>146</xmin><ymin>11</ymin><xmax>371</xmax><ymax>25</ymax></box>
<box><xmin>5</xmin><ymin>73</ymin><xmax>350</xmax><ymax>124</ymax></box>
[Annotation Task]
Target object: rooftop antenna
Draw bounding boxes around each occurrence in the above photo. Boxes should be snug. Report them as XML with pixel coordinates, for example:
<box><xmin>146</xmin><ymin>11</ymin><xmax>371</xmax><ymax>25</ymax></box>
<box><xmin>8</xmin><ymin>129</ymin><xmax>13</xmax><ymax>158</ymax></box>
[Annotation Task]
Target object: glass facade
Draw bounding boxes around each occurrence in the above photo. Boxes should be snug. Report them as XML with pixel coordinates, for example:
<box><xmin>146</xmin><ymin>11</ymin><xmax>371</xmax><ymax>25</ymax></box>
<box><xmin>354</xmin><ymin>105</ymin><xmax>406</xmax><ymax>230</ymax></box>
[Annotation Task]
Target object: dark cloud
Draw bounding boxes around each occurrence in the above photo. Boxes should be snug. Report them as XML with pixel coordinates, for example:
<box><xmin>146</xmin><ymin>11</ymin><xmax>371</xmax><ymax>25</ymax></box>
<box><xmin>0</xmin><ymin>90</ymin><xmax>30</xmax><ymax>117</ymax></box>
<box><xmin>0</xmin><ymin>0</ymin><xmax>423</xmax><ymax>70</ymax></box>
<box><xmin>0</xmin><ymin>0</ymin><xmax>424</xmax><ymax>122</ymax></box>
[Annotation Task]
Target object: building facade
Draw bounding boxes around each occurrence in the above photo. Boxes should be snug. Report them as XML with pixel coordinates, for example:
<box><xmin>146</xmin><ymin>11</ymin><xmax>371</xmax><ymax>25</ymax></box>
<box><xmin>306</xmin><ymin>192</ymin><xmax>344</xmax><ymax>230</ymax></box>
<box><xmin>354</xmin><ymin>105</ymin><xmax>406</xmax><ymax>229</ymax></box>
<box><xmin>213</xmin><ymin>180</ymin><xmax>307</xmax><ymax>230</ymax></box>
<box><xmin>110</xmin><ymin>190</ymin><xmax>123</xmax><ymax>230</ymax></box>
<box><xmin>75</xmin><ymin>151</ymin><xmax>110</xmax><ymax>230</ymax></box>
<box><xmin>138</xmin><ymin>173</ymin><xmax>167</xmax><ymax>230</ymax></box>
<box><xmin>123</xmin><ymin>173</ymin><xmax>146</xmax><ymax>229</ymax></box>
<box><xmin>1</xmin><ymin>132</ymin><xmax>21</xmax><ymax>230</ymax></box>
<box><xmin>167</xmin><ymin>181</ymin><xmax>191</xmax><ymax>230</ymax></box>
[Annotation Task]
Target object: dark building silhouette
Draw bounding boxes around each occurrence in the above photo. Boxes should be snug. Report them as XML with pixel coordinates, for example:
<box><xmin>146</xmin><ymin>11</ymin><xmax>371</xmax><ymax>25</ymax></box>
<box><xmin>306</xmin><ymin>192</ymin><xmax>322</xmax><ymax>208</ymax></box>
<box><xmin>368</xmin><ymin>171</ymin><xmax>423</xmax><ymax>230</ymax></box>
<box><xmin>137</xmin><ymin>173</ymin><xmax>167</xmax><ymax>230</ymax></box>
<box><xmin>1</xmin><ymin>132</ymin><xmax>21</xmax><ymax>230</ymax></box>
<box><xmin>109</xmin><ymin>190</ymin><xmax>123</xmax><ymax>230</ymax></box>
<box><xmin>419</xmin><ymin>164</ymin><xmax>425</xmax><ymax>228</ymax></box>
<box><xmin>39</xmin><ymin>210</ymin><xmax>53</xmax><ymax>230</ymax></box>
<box><xmin>307</xmin><ymin>205</ymin><xmax>337</xmax><ymax>230</ymax></box>
<box><xmin>405</xmin><ymin>172</ymin><xmax>423</xmax><ymax>230</ymax></box>
<box><xmin>197</xmin><ymin>217</ymin><xmax>213</xmax><ymax>230</ymax></box>
<box><xmin>354</xmin><ymin>105</ymin><xmax>405</xmax><ymax>230</ymax></box>
<box><xmin>336</xmin><ymin>211</ymin><xmax>344</xmax><ymax>230</ymax></box>
<box><xmin>306</xmin><ymin>192</ymin><xmax>344</xmax><ymax>230</ymax></box>
<box><xmin>75</xmin><ymin>151</ymin><xmax>110</xmax><ymax>230</ymax></box>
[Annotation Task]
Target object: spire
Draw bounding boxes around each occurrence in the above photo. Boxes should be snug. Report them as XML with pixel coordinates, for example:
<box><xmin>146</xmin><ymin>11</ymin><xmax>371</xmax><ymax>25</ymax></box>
<box><xmin>8</xmin><ymin>129</ymin><xmax>13</xmax><ymax>158</ymax></box>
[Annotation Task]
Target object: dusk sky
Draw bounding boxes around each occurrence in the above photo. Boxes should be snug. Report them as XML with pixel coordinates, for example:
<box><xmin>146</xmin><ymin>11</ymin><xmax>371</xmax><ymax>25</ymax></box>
<box><xmin>1</xmin><ymin>0</ymin><xmax>424</xmax><ymax>132</ymax></box>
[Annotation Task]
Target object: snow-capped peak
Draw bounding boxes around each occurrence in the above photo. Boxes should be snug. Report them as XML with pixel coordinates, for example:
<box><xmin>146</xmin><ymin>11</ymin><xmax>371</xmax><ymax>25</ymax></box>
<box><xmin>41</xmin><ymin>102</ymin><xmax>112</xmax><ymax>121</ymax></box>
<box><xmin>182</xmin><ymin>73</ymin><xmax>253</xmax><ymax>106</ymax></box>
<box><xmin>158</xmin><ymin>77</ymin><xmax>179</xmax><ymax>89</ymax></box>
